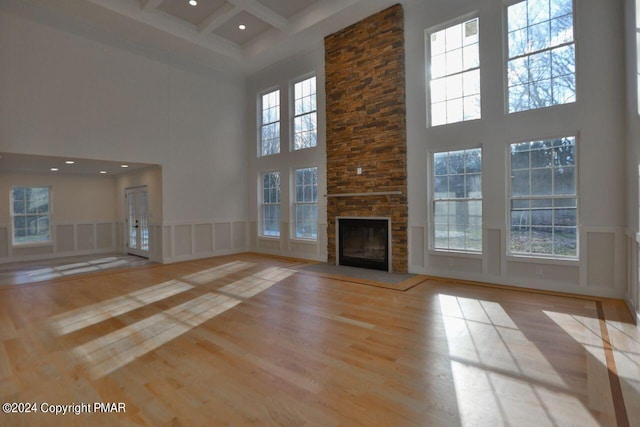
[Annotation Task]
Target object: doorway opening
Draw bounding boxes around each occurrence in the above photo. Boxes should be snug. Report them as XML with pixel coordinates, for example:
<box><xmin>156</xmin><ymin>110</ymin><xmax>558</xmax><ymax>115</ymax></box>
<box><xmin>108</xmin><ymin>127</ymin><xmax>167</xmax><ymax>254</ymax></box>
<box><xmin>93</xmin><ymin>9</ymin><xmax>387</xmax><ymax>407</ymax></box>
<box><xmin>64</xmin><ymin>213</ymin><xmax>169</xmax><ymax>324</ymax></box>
<box><xmin>125</xmin><ymin>186</ymin><xmax>149</xmax><ymax>258</ymax></box>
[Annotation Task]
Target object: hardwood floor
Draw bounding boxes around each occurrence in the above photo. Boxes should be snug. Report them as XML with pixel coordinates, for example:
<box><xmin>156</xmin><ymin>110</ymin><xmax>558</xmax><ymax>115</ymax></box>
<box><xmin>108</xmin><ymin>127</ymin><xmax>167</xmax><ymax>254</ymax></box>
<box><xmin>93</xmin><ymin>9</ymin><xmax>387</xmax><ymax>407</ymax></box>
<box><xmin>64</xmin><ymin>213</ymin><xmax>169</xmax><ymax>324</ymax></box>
<box><xmin>0</xmin><ymin>253</ymin><xmax>638</xmax><ymax>426</ymax></box>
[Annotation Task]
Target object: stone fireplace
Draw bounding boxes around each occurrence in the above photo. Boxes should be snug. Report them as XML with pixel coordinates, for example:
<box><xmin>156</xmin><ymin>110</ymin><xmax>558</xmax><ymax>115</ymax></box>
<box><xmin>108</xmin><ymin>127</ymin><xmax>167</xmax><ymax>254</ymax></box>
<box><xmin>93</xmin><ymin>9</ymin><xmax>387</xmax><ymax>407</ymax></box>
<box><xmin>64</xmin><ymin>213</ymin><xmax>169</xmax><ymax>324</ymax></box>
<box><xmin>324</xmin><ymin>4</ymin><xmax>408</xmax><ymax>273</ymax></box>
<box><xmin>338</xmin><ymin>217</ymin><xmax>390</xmax><ymax>271</ymax></box>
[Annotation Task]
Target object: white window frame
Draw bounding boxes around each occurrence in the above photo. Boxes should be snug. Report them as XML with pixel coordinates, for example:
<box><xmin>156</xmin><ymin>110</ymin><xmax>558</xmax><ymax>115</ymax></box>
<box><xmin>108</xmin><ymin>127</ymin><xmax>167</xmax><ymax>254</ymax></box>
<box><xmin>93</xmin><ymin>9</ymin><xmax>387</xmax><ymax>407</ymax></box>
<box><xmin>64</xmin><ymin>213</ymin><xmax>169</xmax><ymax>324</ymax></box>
<box><xmin>293</xmin><ymin>166</ymin><xmax>318</xmax><ymax>241</ymax></box>
<box><xmin>259</xmin><ymin>88</ymin><xmax>280</xmax><ymax>157</ymax></box>
<box><xmin>426</xmin><ymin>15</ymin><xmax>481</xmax><ymax>127</ymax></box>
<box><xmin>291</xmin><ymin>75</ymin><xmax>318</xmax><ymax>151</ymax></box>
<box><xmin>507</xmin><ymin>135</ymin><xmax>579</xmax><ymax>259</ymax></box>
<box><xmin>10</xmin><ymin>186</ymin><xmax>53</xmax><ymax>247</ymax></box>
<box><xmin>505</xmin><ymin>0</ymin><xmax>576</xmax><ymax>113</ymax></box>
<box><xmin>261</xmin><ymin>171</ymin><xmax>281</xmax><ymax>237</ymax></box>
<box><xmin>431</xmin><ymin>147</ymin><xmax>483</xmax><ymax>253</ymax></box>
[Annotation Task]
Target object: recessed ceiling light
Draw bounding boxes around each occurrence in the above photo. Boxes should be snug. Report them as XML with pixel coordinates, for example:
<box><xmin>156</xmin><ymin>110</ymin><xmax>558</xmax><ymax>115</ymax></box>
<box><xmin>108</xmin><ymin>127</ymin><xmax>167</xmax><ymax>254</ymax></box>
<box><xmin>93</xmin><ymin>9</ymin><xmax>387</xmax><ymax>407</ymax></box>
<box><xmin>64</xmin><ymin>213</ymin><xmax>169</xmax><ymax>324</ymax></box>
<box><xmin>238</xmin><ymin>24</ymin><xmax>246</xmax><ymax>30</ymax></box>
<box><xmin>100</xmin><ymin>170</ymin><xmax>107</xmax><ymax>174</ymax></box>
<box><xmin>121</xmin><ymin>164</ymin><xmax>129</xmax><ymax>168</ymax></box>
<box><xmin>50</xmin><ymin>168</ymin><xmax>59</xmax><ymax>172</ymax></box>
<box><xmin>65</xmin><ymin>160</ymin><xmax>75</xmax><ymax>164</ymax></box>
<box><xmin>189</xmin><ymin>0</ymin><xmax>197</xmax><ymax>6</ymax></box>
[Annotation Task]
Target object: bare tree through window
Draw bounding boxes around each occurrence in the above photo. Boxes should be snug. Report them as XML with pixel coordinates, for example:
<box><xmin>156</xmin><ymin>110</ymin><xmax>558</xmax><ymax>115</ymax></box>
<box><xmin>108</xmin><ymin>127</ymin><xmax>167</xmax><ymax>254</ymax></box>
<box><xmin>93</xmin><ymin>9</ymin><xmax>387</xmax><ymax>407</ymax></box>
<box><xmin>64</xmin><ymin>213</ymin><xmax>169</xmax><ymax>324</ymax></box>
<box><xmin>507</xmin><ymin>0</ymin><xmax>575</xmax><ymax>113</ymax></box>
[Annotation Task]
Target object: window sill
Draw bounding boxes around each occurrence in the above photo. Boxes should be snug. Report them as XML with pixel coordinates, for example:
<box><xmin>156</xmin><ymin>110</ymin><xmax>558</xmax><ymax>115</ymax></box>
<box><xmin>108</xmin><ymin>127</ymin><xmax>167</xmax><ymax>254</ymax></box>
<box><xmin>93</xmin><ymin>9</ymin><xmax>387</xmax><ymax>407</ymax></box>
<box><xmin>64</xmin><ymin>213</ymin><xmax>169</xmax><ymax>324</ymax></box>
<box><xmin>506</xmin><ymin>254</ymin><xmax>579</xmax><ymax>266</ymax></box>
<box><xmin>258</xmin><ymin>235</ymin><xmax>281</xmax><ymax>241</ymax></box>
<box><xmin>12</xmin><ymin>241</ymin><xmax>53</xmax><ymax>249</ymax></box>
<box><xmin>290</xmin><ymin>237</ymin><xmax>318</xmax><ymax>244</ymax></box>
<box><xmin>428</xmin><ymin>249</ymin><xmax>482</xmax><ymax>259</ymax></box>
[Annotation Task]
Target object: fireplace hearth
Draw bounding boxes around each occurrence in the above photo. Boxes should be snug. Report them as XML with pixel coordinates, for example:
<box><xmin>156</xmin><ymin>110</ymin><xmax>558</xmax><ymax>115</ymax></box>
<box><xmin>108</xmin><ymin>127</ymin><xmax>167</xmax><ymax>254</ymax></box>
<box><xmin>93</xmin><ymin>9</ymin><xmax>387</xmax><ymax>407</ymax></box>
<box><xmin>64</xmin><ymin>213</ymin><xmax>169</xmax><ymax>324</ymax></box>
<box><xmin>338</xmin><ymin>218</ymin><xmax>389</xmax><ymax>271</ymax></box>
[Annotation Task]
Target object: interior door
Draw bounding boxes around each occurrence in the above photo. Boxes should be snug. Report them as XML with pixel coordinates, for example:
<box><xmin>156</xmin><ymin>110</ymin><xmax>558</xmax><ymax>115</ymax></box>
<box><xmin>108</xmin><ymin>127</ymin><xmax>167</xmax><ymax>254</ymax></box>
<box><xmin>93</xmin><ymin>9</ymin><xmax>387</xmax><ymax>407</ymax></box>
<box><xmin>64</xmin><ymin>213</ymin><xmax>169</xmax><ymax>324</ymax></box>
<box><xmin>125</xmin><ymin>186</ymin><xmax>149</xmax><ymax>258</ymax></box>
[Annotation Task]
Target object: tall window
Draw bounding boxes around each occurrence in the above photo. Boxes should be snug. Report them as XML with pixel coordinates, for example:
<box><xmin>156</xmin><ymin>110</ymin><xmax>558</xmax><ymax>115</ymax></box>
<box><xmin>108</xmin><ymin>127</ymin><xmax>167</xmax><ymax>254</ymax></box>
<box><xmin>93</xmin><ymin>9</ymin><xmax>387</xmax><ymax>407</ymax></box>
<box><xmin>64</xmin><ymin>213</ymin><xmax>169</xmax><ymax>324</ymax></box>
<box><xmin>428</xmin><ymin>17</ymin><xmax>480</xmax><ymax>126</ymax></box>
<box><xmin>11</xmin><ymin>186</ymin><xmax>51</xmax><ymax>245</ymax></box>
<box><xmin>433</xmin><ymin>148</ymin><xmax>482</xmax><ymax>252</ymax></box>
<box><xmin>507</xmin><ymin>0</ymin><xmax>575</xmax><ymax>113</ymax></box>
<box><xmin>262</xmin><ymin>172</ymin><xmax>281</xmax><ymax>237</ymax></box>
<box><xmin>509</xmin><ymin>136</ymin><xmax>577</xmax><ymax>257</ymax></box>
<box><xmin>293</xmin><ymin>76</ymin><xmax>317</xmax><ymax>150</ymax></box>
<box><xmin>260</xmin><ymin>89</ymin><xmax>280</xmax><ymax>156</ymax></box>
<box><xmin>294</xmin><ymin>167</ymin><xmax>318</xmax><ymax>240</ymax></box>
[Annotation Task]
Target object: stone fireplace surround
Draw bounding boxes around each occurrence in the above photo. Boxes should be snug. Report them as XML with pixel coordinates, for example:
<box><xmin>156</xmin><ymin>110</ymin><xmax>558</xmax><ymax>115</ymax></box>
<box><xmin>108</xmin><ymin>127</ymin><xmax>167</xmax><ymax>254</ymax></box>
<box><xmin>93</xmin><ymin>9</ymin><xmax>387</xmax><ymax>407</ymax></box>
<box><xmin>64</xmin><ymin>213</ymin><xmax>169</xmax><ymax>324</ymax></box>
<box><xmin>324</xmin><ymin>4</ymin><xmax>408</xmax><ymax>273</ymax></box>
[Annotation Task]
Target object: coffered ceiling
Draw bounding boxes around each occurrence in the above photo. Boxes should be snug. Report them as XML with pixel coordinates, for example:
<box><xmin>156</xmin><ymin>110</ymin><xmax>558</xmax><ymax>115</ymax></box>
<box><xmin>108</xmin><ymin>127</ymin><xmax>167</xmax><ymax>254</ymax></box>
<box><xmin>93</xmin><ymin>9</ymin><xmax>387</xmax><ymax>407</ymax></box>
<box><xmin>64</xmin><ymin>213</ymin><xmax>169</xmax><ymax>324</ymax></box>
<box><xmin>3</xmin><ymin>0</ymin><xmax>406</xmax><ymax>74</ymax></box>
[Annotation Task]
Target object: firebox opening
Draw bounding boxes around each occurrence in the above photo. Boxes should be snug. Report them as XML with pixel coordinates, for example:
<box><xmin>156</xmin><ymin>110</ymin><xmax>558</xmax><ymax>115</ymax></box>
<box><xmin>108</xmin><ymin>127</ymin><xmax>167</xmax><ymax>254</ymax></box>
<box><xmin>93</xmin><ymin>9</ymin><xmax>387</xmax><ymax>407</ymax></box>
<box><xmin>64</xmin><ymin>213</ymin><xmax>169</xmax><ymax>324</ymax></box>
<box><xmin>338</xmin><ymin>218</ymin><xmax>389</xmax><ymax>272</ymax></box>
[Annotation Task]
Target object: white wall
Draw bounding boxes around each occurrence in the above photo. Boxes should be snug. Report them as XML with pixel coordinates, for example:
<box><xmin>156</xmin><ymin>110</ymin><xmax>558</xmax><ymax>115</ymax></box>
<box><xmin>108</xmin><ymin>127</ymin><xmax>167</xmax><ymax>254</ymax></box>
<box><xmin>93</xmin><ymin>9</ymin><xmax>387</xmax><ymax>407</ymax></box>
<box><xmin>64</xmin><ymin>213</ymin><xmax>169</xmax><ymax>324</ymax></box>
<box><xmin>402</xmin><ymin>0</ymin><xmax>626</xmax><ymax>298</ymax></box>
<box><xmin>245</xmin><ymin>0</ymin><xmax>628</xmax><ymax>299</ymax></box>
<box><xmin>245</xmin><ymin>47</ymin><xmax>328</xmax><ymax>261</ymax></box>
<box><xmin>0</xmin><ymin>171</ymin><xmax>117</xmax><ymax>262</ymax></box>
<box><xmin>625</xmin><ymin>0</ymin><xmax>640</xmax><ymax>320</ymax></box>
<box><xmin>0</xmin><ymin>3</ymin><xmax>248</xmax><ymax>263</ymax></box>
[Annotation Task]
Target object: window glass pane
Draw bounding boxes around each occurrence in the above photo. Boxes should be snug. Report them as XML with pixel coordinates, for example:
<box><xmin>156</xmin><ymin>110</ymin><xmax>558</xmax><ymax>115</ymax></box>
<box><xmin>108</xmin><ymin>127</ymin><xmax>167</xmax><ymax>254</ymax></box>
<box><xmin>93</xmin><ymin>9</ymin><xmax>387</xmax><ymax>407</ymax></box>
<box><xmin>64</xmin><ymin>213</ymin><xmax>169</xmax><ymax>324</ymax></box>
<box><xmin>509</xmin><ymin>137</ymin><xmax>577</xmax><ymax>258</ymax></box>
<box><xmin>434</xmin><ymin>224</ymin><xmax>449</xmax><ymax>249</ymax></box>
<box><xmin>528</xmin><ymin>21</ymin><xmax>551</xmax><ymax>52</ymax></box>
<box><xmin>447</xmin><ymin>98</ymin><xmax>464</xmax><ymax>124</ymax></box>
<box><xmin>429</xmin><ymin>18</ymin><xmax>480</xmax><ymax>126</ymax></box>
<box><xmin>512</xmin><ymin>170</ymin><xmax>530</xmax><ymax>196</ymax></box>
<box><xmin>507</xmin><ymin>0</ymin><xmax>575</xmax><ymax>113</ymax></box>
<box><xmin>508</xmin><ymin>1</ymin><xmax>528</xmax><ymax>32</ymax></box>
<box><xmin>511</xmin><ymin>209</ymin><xmax>531</xmax><ymax>226</ymax></box>
<box><xmin>531</xmin><ymin>169</ymin><xmax>552</xmax><ymax>195</ymax></box>
<box><xmin>432</xmin><ymin>149</ymin><xmax>482</xmax><ymax>252</ymax></box>
<box><xmin>465</xmin><ymin>174</ymin><xmax>482</xmax><ymax>197</ymax></box>
<box><xmin>445</xmin><ymin>24</ymin><xmax>463</xmax><ymax>50</ymax></box>
<box><xmin>465</xmin><ymin>149</ymin><xmax>482</xmax><ymax>173</ymax></box>
<box><xmin>463</xmin><ymin>95</ymin><xmax>481</xmax><ymax>121</ymax></box>
<box><xmin>431</xmin><ymin>30</ymin><xmax>446</xmax><ymax>55</ymax></box>
<box><xmin>12</xmin><ymin>187</ymin><xmax>51</xmax><ymax>244</ymax></box>
<box><xmin>431</xmin><ymin>79</ymin><xmax>447</xmax><ymax>103</ymax></box>
<box><xmin>554</xmin><ymin>207</ymin><xmax>576</xmax><ymax>226</ymax></box>
<box><xmin>446</xmin><ymin>49</ymin><xmax>463</xmax><ymax>75</ymax></box>
<box><xmin>550</xmin><ymin>14</ymin><xmax>573</xmax><ymax>45</ymax></box>
<box><xmin>509</xmin><ymin>83</ymin><xmax>529</xmax><ymax>112</ymax></box>
<box><xmin>508</xmin><ymin>28</ymin><xmax>528</xmax><ymax>58</ymax></box>
<box><xmin>555</xmin><ymin>227</ymin><xmax>577</xmax><ymax>256</ymax></box>
<box><xmin>550</xmin><ymin>0</ymin><xmax>572</xmax><ymax>19</ymax></box>
<box><xmin>531</xmin><ymin>227</ymin><xmax>553</xmax><ymax>254</ymax></box>
<box><xmin>553</xmin><ymin>166</ymin><xmax>575</xmax><ymax>194</ymax></box>
<box><xmin>294</xmin><ymin>77</ymin><xmax>317</xmax><ymax>150</ymax></box>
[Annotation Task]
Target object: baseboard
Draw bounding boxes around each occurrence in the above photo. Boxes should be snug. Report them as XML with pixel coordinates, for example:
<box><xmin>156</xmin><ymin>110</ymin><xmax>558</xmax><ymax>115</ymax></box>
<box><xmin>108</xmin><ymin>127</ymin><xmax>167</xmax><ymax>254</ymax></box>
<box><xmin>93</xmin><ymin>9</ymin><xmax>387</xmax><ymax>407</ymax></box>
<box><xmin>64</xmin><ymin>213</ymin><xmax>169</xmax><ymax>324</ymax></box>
<box><xmin>0</xmin><ymin>248</ymin><xmax>117</xmax><ymax>265</ymax></box>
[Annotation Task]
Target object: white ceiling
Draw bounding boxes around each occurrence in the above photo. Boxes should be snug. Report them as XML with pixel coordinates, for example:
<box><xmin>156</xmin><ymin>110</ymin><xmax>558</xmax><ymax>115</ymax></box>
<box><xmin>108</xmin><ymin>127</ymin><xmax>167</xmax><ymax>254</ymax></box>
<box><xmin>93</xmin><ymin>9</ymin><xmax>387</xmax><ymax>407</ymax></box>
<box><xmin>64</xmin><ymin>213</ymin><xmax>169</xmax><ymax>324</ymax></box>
<box><xmin>2</xmin><ymin>0</ymin><xmax>408</xmax><ymax>75</ymax></box>
<box><xmin>0</xmin><ymin>153</ymin><xmax>157</xmax><ymax>176</ymax></box>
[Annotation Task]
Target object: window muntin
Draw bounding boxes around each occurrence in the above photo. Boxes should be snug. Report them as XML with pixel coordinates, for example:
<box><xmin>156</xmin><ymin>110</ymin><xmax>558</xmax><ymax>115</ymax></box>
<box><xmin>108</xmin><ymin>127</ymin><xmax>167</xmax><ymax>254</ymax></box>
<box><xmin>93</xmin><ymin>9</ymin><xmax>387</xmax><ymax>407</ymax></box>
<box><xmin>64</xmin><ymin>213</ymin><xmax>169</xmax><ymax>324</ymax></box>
<box><xmin>507</xmin><ymin>0</ymin><xmax>575</xmax><ymax>113</ymax></box>
<box><xmin>433</xmin><ymin>148</ymin><xmax>482</xmax><ymax>252</ymax></box>
<box><xmin>293</xmin><ymin>76</ymin><xmax>317</xmax><ymax>150</ymax></box>
<box><xmin>294</xmin><ymin>167</ymin><xmax>318</xmax><ymax>240</ymax></box>
<box><xmin>11</xmin><ymin>186</ymin><xmax>51</xmax><ymax>245</ymax></box>
<box><xmin>509</xmin><ymin>136</ymin><xmax>577</xmax><ymax>258</ymax></box>
<box><xmin>429</xmin><ymin>18</ymin><xmax>480</xmax><ymax>126</ymax></box>
<box><xmin>262</xmin><ymin>172</ymin><xmax>281</xmax><ymax>237</ymax></box>
<box><xmin>260</xmin><ymin>89</ymin><xmax>280</xmax><ymax>156</ymax></box>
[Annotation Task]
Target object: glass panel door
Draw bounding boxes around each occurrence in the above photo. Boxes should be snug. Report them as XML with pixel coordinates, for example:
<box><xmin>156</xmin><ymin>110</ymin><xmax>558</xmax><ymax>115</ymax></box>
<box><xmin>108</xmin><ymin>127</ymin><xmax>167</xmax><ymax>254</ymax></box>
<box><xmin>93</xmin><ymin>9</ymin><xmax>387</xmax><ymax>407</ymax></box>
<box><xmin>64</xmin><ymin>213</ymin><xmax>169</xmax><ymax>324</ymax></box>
<box><xmin>125</xmin><ymin>186</ymin><xmax>149</xmax><ymax>258</ymax></box>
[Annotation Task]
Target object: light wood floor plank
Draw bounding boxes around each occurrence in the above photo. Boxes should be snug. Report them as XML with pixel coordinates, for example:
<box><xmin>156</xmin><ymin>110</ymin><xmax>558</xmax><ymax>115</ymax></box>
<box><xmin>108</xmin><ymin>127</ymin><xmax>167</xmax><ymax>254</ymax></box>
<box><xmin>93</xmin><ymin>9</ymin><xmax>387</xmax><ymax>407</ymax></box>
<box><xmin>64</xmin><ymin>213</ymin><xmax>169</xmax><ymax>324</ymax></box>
<box><xmin>0</xmin><ymin>253</ymin><xmax>637</xmax><ymax>426</ymax></box>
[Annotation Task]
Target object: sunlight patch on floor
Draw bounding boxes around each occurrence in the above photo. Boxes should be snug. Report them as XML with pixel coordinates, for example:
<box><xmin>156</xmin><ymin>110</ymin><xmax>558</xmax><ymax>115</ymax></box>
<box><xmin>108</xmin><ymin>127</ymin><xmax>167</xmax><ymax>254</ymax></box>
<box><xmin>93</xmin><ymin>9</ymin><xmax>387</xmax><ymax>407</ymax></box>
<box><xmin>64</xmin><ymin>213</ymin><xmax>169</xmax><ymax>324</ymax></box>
<box><xmin>181</xmin><ymin>261</ymin><xmax>256</xmax><ymax>285</ymax></box>
<box><xmin>70</xmin><ymin>266</ymin><xmax>295</xmax><ymax>379</ymax></box>
<box><xmin>49</xmin><ymin>280</ymin><xmax>194</xmax><ymax>335</ymax></box>
<box><xmin>440</xmin><ymin>295</ymin><xmax>602</xmax><ymax>427</ymax></box>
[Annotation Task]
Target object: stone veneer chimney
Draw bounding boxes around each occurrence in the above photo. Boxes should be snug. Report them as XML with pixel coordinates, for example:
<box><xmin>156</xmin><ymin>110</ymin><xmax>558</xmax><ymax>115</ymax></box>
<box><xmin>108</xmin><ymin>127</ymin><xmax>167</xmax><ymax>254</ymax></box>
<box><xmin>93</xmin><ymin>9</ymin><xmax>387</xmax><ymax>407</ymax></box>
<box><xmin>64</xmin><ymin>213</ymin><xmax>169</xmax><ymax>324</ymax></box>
<box><xmin>324</xmin><ymin>4</ymin><xmax>408</xmax><ymax>273</ymax></box>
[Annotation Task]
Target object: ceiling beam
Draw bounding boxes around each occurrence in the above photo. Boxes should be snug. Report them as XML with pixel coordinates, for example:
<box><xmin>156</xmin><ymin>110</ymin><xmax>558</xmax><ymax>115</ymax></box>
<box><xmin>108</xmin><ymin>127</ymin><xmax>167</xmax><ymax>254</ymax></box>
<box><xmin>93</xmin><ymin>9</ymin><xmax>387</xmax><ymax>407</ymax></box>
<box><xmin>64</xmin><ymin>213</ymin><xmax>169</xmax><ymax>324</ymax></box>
<box><xmin>198</xmin><ymin>3</ymin><xmax>242</xmax><ymax>34</ymax></box>
<box><xmin>227</xmin><ymin>0</ymin><xmax>288</xmax><ymax>30</ymax></box>
<box><xmin>141</xmin><ymin>0</ymin><xmax>163</xmax><ymax>12</ymax></box>
<box><xmin>85</xmin><ymin>0</ymin><xmax>243</xmax><ymax>59</ymax></box>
